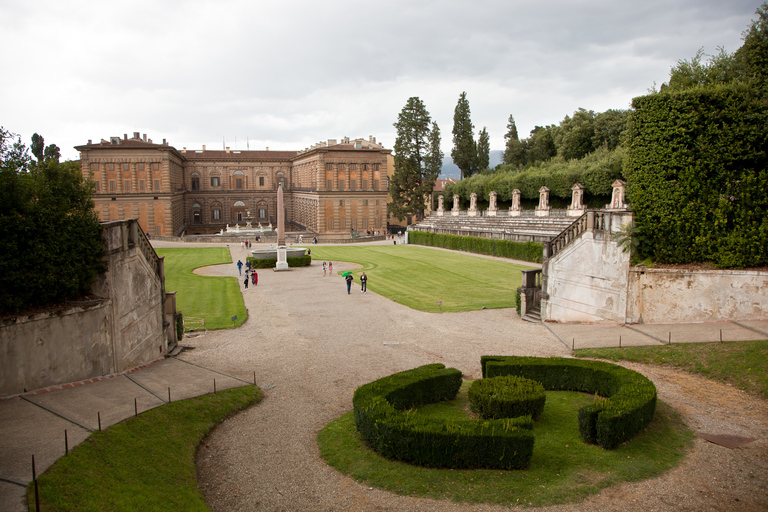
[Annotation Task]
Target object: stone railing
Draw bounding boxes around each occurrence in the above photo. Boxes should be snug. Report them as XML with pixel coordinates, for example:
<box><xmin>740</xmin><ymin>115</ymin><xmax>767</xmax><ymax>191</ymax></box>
<box><xmin>545</xmin><ymin>210</ymin><xmax>616</xmax><ymax>259</ymax></box>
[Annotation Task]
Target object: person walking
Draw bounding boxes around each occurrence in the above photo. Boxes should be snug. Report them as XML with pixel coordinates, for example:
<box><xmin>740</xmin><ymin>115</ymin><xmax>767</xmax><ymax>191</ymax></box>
<box><xmin>360</xmin><ymin>272</ymin><xmax>367</xmax><ymax>293</ymax></box>
<box><xmin>322</xmin><ymin>261</ymin><xmax>327</xmax><ymax>277</ymax></box>
<box><xmin>244</xmin><ymin>273</ymin><xmax>249</xmax><ymax>289</ymax></box>
<box><xmin>237</xmin><ymin>260</ymin><xmax>243</xmax><ymax>275</ymax></box>
<box><xmin>329</xmin><ymin>262</ymin><xmax>333</xmax><ymax>275</ymax></box>
<box><xmin>252</xmin><ymin>270</ymin><xmax>258</xmax><ymax>286</ymax></box>
<box><xmin>345</xmin><ymin>272</ymin><xmax>353</xmax><ymax>294</ymax></box>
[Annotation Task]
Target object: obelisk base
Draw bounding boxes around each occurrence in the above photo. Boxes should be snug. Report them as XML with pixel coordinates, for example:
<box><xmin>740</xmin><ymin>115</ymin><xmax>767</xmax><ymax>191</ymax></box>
<box><xmin>274</xmin><ymin>245</ymin><xmax>290</xmax><ymax>271</ymax></box>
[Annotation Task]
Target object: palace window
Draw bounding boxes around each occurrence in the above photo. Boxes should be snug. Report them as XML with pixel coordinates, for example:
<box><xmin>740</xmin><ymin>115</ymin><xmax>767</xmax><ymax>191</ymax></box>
<box><xmin>258</xmin><ymin>208</ymin><xmax>266</xmax><ymax>219</ymax></box>
<box><xmin>373</xmin><ymin>180</ymin><xmax>379</xmax><ymax>190</ymax></box>
<box><xmin>372</xmin><ymin>164</ymin><xmax>379</xmax><ymax>171</ymax></box>
<box><xmin>338</xmin><ymin>180</ymin><xmax>345</xmax><ymax>191</ymax></box>
<box><xmin>191</xmin><ymin>172</ymin><xmax>200</xmax><ymax>190</ymax></box>
<box><xmin>327</xmin><ymin>218</ymin><xmax>334</xmax><ymax>230</ymax></box>
<box><xmin>349</xmin><ymin>163</ymin><xmax>356</xmax><ymax>171</ymax></box>
<box><xmin>210</xmin><ymin>176</ymin><xmax>220</xmax><ymax>187</ymax></box>
<box><xmin>153</xmin><ymin>179</ymin><xmax>161</xmax><ymax>191</ymax></box>
<box><xmin>362</xmin><ymin>179</ymin><xmax>368</xmax><ymax>190</ymax></box>
<box><xmin>151</xmin><ymin>162</ymin><xmax>160</xmax><ymax>171</ymax></box>
<box><xmin>107</xmin><ymin>163</ymin><xmax>115</xmax><ymax>171</ymax></box>
<box><xmin>138</xmin><ymin>179</ymin><xmax>146</xmax><ymax>192</ymax></box>
<box><xmin>108</xmin><ymin>180</ymin><xmax>116</xmax><ymax>192</ymax></box>
<box><xmin>122</xmin><ymin>163</ymin><xmax>130</xmax><ymax>171</ymax></box>
<box><xmin>137</xmin><ymin>163</ymin><xmax>145</xmax><ymax>171</ymax></box>
<box><xmin>259</xmin><ymin>176</ymin><xmax>265</xmax><ymax>186</ymax></box>
<box><xmin>212</xmin><ymin>209</ymin><xmax>221</xmax><ymax>220</ymax></box>
<box><xmin>361</xmin><ymin>163</ymin><xmax>368</xmax><ymax>171</ymax></box>
<box><xmin>338</xmin><ymin>163</ymin><xmax>345</xmax><ymax>171</ymax></box>
<box><xmin>90</xmin><ymin>163</ymin><xmax>99</xmax><ymax>172</ymax></box>
<box><xmin>326</xmin><ymin>179</ymin><xmax>333</xmax><ymax>189</ymax></box>
<box><xmin>123</xmin><ymin>179</ymin><xmax>131</xmax><ymax>191</ymax></box>
<box><xmin>339</xmin><ymin>200</ymin><xmax>344</xmax><ymax>206</ymax></box>
<box><xmin>192</xmin><ymin>203</ymin><xmax>202</xmax><ymax>224</ymax></box>
<box><xmin>325</xmin><ymin>163</ymin><xmax>333</xmax><ymax>171</ymax></box>
<box><xmin>362</xmin><ymin>200</ymin><xmax>368</xmax><ymax>206</ymax></box>
<box><xmin>350</xmin><ymin>179</ymin><xmax>356</xmax><ymax>190</ymax></box>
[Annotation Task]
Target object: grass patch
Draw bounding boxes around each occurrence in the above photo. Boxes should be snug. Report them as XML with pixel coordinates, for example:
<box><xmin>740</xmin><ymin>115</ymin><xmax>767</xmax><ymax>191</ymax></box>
<box><xmin>156</xmin><ymin>247</ymin><xmax>247</xmax><ymax>329</ymax></box>
<box><xmin>319</xmin><ymin>382</ymin><xmax>693</xmax><ymax>507</ymax></box>
<box><xmin>309</xmin><ymin>245</ymin><xmax>535</xmax><ymax>312</ymax></box>
<box><xmin>575</xmin><ymin>340</ymin><xmax>768</xmax><ymax>399</ymax></box>
<box><xmin>28</xmin><ymin>385</ymin><xmax>262</xmax><ymax>512</ymax></box>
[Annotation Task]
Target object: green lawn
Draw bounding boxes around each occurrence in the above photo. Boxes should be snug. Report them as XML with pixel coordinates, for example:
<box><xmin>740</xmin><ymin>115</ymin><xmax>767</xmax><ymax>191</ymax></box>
<box><xmin>576</xmin><ymin>340</ymin><xmax>768</xmax><ymax>399</ymax></box>
<box><xmin>156</xmin><ymin>247</ymin><xmax>247</xmax><ymax>330</ymax></box>
<box><xmin>309</xmin><ymin>245</ymin><xmax>535</xmax><ymax>312</ymax></box>
<box><xmin>29</xmin><ymin>386</ymin><xmax>263</xmax><ymax>512</ymax></box>
<box><xmin>319</xmin><ymin>382</ymin><xmax>693</xmax><ymax>507</ymax></box>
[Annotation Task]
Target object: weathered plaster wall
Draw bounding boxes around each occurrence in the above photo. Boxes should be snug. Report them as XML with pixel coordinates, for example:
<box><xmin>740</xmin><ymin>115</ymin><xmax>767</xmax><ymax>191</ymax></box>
<box><xmin>543</xmin><ymin>212</ymin><xmax>632</xmax><ymax>324</ymax></box>
<box><xmin>627</xmin><ymin>268</ymin><xmax>768</xmax><ymax>323</ymax></box>
<box><xmin>0</xmin><ymin>219</ymin><xmax>167</xmax><ymax>396</ymax></box>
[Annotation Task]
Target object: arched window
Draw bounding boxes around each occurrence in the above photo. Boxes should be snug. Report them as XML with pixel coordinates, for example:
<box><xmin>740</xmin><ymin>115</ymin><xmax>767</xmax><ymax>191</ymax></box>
<box><xmin>191</xmin><ymin>172</ymin><xmax>200</xmax><ymax>191</ymax></box>
<box><xmin>233</xmin><ymin>200</ymin><xmax>246</xmax><ymax>222</ymax></box>
<box><xmin>276</xmin><ymin>171</ymin><xmax>286</xmax><ymax>190</ymax></box>
<box><xmin>211</xmin><ymin>201</ymin><xmax>222</xmax><ymax>221</ymax></box>
<box><xmin>192</xmin><ymin>202</ymin><xmax>202</xmax><ymax>224</ymax></box>
<box><xmin>232</xmin><ymin>170</ymin><xmax>245</xmax><ymax>189</ymax></box>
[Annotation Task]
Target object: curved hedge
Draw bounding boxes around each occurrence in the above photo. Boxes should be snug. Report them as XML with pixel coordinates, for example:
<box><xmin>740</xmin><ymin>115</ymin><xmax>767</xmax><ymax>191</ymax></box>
<box><xmin>246</xmin><ymin>255</ymin><xmax>311</xmax><ymax>268</ymax></box>
<box><xmin>481</xmin><ymin>356</ymin><xmax>657</xmax><ymax>449</ymax></box>
<box><xmin>353</xmin><ymin>364</ymin><xmax>535</xmax><ymax>469</ymax></box>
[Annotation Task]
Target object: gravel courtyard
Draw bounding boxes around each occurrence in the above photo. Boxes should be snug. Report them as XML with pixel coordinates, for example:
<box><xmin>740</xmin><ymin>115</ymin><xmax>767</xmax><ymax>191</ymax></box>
<box><xmin>169</xmin><ymin>244</ymin><xmax>767</xmax><ymax>512</ymax></box>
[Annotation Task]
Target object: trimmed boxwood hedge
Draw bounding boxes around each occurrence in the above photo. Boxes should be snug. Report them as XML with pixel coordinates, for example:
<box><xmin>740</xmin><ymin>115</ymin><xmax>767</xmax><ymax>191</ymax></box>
<box><xmin>246</xmin><ymin>255</ymin><xmax>311</xmax><ymax>268</ymax></box>
<box><xmin>353</xmin><ymin>364</ymin><xmax>535</xmax><ymax>469</ymax></box>
<box><xmin>408</xmin><ymin>231</ymin><xmax>542</xmax><ymax>263</ymax></box>
<box><xmin>469</xmin><ymin>375</ymin><xmax>546</xmax><ymax>420</ymax></box>
<box><xmin>480</xmin><ymin>356</ymin><xmax>657</xmax><ymax>449</ymax></box>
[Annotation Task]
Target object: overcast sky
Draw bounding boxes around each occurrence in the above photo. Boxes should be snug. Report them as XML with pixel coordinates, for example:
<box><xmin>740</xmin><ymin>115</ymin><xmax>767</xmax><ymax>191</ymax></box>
<box><xmin>1</xmin><ymin>0</ymin><xmax>762</xmax><ymax>162</ymax></box>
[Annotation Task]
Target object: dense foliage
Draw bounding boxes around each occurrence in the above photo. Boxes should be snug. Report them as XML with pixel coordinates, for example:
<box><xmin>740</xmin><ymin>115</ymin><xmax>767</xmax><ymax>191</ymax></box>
<box><xmin>408</xmin><ymin>230</ymin><xmax>543</xmax><ymax>263</ymax></box>
<box><xmin>481</xmin><ymin>356</ymin><xmax>657</xmax><ymax>449</ymax></box>
<box><xmin>626</xmin><ymin>86</ymin><xmax>768</xmax><ymax>267</ymax></box>
<box><xmin>353</xmin><ymin>363</ymin><xmax>535</xmax><ymax>469</ymax></box>
<box><xmin>389</xmin><ymin>97</ymin><xmax>443</xmax><ymax>222</ymax></box>
<box><xmin>246</xmin><ymin>255</ymin><xmax>311</xmax><ymax>268</ymax></box>
<box><xmin>0</xmin><ymin>128</ymin><xmax>104</xmax><ymax>312</ymax></box>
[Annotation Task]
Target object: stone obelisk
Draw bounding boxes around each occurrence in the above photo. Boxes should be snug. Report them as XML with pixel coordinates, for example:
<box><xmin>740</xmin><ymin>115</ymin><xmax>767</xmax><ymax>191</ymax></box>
<box><xmin>275</xmin><ymin>183</ymin><xmax>289</xmax><ymax>270</ymax></box>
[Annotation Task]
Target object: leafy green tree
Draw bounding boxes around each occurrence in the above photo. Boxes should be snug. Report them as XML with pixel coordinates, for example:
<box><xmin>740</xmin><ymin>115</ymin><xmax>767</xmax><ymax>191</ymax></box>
<box><xmin>477</xmin><ymin>127</ymin><xmax>490</xmax><ymax>171</ymax></box>
<box><xmin>503</xmin><ymin>114</ymin><xmax>526</xmax><ymax>167</ymax></box>
<box><xmin>389</xmin><ymin>97</ymin><xmax>442</xmax><ymax>222</ymax></box>
<box><xmin>592</xmin><ymin>109</ymin><xmax>629</xmax><ymax>151</ymax></box>
<box><xmin>559</xmin><ymin>108</ymin><xmax>596</xmax><ymax>160</ymax></box>
<box><xmin>525</xmin><ymin>125</ymin><xmax>557</xmax><ymax>164</ymax></box>
<box><xmin>736</xmin><ymin>2</ymin><xmax>768</xmax><ymax>92</ymax></box>
<box><xmin>451</xmin><ymin>91</ymin><xmax>478</xmax><ymax>179</ymax></box>
<box><xmin>0</xmin><ymin>128</ymin><xmax>104</xmax><ymax>312</ymax></box>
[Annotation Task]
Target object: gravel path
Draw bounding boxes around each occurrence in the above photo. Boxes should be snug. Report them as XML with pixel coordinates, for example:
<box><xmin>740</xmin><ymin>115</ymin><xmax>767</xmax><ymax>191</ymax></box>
<box><xmin>174</xmin><ymin>244</ymin><xmax>767</xmax><ymax>511</ymax></box>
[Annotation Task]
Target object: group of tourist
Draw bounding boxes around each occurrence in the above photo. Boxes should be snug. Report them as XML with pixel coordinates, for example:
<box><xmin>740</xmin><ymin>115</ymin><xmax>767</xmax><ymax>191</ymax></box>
<box><xmin>236</xmin><ymin>259</ymin><xmax>258</xmax><ymax>289</ymax></box>
<box><xmin>345</xmin><ymin>272</ymin><xmax>367</xmax><ymax>294</ymax></box>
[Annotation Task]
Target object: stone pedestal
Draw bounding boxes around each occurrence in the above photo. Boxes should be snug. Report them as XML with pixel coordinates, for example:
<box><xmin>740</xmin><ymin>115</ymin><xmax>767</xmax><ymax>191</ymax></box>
<box><xmin>275</xmin><ymin>246</ymin><xmax>289</xmax><ymax>271</ymax></box>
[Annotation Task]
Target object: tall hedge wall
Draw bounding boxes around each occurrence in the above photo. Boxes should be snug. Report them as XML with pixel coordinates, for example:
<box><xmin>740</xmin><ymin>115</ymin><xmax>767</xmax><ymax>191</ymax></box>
<box><xmin>626</xmin><ymin>85</ymin><xmax>768</xmax><ymax>268</ymax></box>
<box><xmin>408</xmin><ymin>231</ymin><xmax>542</xmax><ymax>263</ymax></box>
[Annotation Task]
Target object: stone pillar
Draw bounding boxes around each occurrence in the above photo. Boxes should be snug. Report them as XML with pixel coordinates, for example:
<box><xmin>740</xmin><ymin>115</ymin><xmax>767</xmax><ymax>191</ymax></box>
<box><xmin>606</xmin><ymin>179</ymin><xmax>628</xmax><ymax>210</ymax></box>
<box><xmin>568</xmin><ymin>183</ymin><xmax>586</xmax><ymax>217</ymax></box>
<box><xmin>437</xmin><ymin>194</ymin><xmax>445</xmax><ymax>216</ymax></box>
<box><xmin>451</xmin><ymin>194</ymin><xmax>460</xmax><ymax>216</ymax></box>
<box><xmin>509</xmin><ymin>189</ymin><xmax>522</xmax><ymax>217</ymax></box>
<box><xmin>468</xmin><ymin>192</ymin><xmax>478</xmax><ymax>217</ymax></box>
<box><xmin>535</xmin><ymin>186</ymin><xmax>550</xmax><ymax>217</ymax></box>
<box><xmin>487</xmin><ymin>191</ymin><xmax>498</xmax><ymax>216</ymax></box>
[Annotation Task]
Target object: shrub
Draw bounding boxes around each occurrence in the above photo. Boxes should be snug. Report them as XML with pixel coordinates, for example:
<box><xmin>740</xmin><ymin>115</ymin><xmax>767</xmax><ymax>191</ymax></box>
<box><xmin>246</xmin><ymin>255</ymin><xmax>311</xmax><ymax>268</ymax></box>
<box><xmin>469</xmin><ymin>375</ymin><xmax>546</xmax><ymax>420</ymax></box>
<box><xmin>480</xmin><ymin>356</ymin><xmax>657</xmax><ymax>449</ymax></box>
<box><xmin>353</xmin><ymin>364</ymin><xmax>535</xmax><ymax>469</ymax></box>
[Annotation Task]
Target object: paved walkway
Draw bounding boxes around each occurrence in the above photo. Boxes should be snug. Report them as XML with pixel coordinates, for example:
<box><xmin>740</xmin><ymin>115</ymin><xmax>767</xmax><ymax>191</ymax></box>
<box><xmin>1</xmin><ymin>240</ymin><xmax>766</xmax><ymax>511</ymax></box>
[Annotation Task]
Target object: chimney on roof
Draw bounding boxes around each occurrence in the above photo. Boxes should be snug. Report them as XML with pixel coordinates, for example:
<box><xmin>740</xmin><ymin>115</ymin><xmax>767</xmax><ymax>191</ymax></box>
<box><xmin>202</xmin><ymin>145</ymin><xmax>206</xmax><ymax>151</ymax></box>
<box><xmin>163</xmin><ymin>138</ymin><xmax>166</xmax><ymax>145</ymax></box>
<box><xmin>124</xmin><ymin>134</ymin><xmax>127</xmax><ymax>140</ymax></box>
<box><xmin>143</xmin><ymin>134</ymin><xmax>147</xmax><ymax>142</ymax></box>
<box><xmin>226</xmin><ymin>147</ymin><xmax>230</xmax><ymax>153</ymax></box>
<box><xmin>266</xmin><ymin>147</ymin><xmax>269</xmax><ymax>151</ymax></box>
<box><xmin>133</xmin><ymin>132</ymin><xmax>140</xmax><ymax>139</ymax></box>
<box><xmin>182</xmin><ymin>147</ymin><xmax>186</xmax><ymax>153</ymax></box>
<box><xmin>88</xmin><ymin>139</ymin><xmax>92</xmax><ymax>144</ymax></box>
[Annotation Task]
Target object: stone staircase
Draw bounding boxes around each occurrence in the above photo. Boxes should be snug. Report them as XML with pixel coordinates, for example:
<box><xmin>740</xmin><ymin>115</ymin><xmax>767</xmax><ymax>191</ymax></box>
<box><xmin>522</xmin><ymin>305</ymin><xmax>541</xmax><ymax>323</ymax></box>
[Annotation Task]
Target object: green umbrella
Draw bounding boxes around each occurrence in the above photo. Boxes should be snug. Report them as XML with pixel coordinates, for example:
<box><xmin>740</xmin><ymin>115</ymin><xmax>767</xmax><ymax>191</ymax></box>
<box><xmin>342</xmin><ymin>271</ymin><xmax>352</xmax><ymax>277</ymax></box>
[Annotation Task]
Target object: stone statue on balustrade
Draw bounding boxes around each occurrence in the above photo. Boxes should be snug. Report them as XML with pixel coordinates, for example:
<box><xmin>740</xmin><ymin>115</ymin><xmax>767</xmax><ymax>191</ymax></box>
<box><xmin>509</xmin><ymin>189</ymin><xmax>522</xmax><ymax>217</ymax></box>
<box><xmin>606</xmin><ymin>180</ymin><xmax>628</xmax><ymax>210</ymax></box>
<box><xmin>568</xmin><ymin>183</ymin><xmax>586</xmax><ymax>217</ymax></box>
<box><xmin>452</xmin><ymin>194</ymin><xmax>460</xmax><ymax>216</ymax></box>
<box><xmin>468</xmin><ymin>193</ymin><xmax>478</xmax><ymax>216</ymax></box>
<box><xmin>535</xmin><ymin>186</ymin><xmax>551</xmax><ymax>217</ymax></box>
<box><xmin>437</xmin><ymin>195</ymin><xmax>445</xmax><ymax>216</ymax></box>
<box><xmin>487</xmin><ymin>191</ymin><xmax>498</xmax><ymax>216</ymax></box>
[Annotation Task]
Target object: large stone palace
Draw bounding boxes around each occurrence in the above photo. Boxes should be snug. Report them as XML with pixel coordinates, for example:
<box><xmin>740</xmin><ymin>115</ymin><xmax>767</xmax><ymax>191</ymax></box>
<box><xmin>76</xmin><ymin>132</ymin><xmax>391</xmax><ymax>237</ymax></box>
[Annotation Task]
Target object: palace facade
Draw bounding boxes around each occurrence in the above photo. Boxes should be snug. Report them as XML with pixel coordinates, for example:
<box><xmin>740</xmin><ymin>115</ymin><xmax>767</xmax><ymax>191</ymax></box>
<box><xmin>76</xmin><ymin>132</ymin><xmax>391</xmax><ymax>237</ymax></box>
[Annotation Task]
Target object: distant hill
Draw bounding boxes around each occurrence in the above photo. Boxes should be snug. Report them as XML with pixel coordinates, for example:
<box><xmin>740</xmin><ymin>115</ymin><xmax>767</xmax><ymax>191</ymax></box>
<box><xmin>438</xmin><ymin>150</ymin><xmax>504</xmax><ymax>180</ymax></box>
